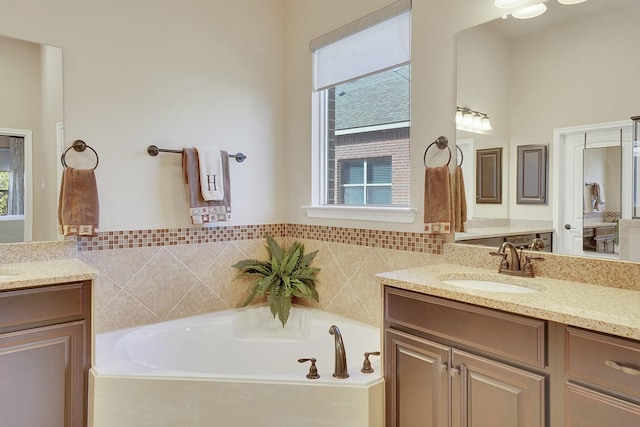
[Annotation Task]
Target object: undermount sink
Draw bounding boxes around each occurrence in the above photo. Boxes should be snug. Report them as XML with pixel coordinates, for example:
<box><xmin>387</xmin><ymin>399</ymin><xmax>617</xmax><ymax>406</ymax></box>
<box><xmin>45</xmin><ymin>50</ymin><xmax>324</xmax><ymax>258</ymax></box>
<box><xmin>441</xmin><ymin>278</ymin><xmax>541</xmax><ymax>294</ymax></box>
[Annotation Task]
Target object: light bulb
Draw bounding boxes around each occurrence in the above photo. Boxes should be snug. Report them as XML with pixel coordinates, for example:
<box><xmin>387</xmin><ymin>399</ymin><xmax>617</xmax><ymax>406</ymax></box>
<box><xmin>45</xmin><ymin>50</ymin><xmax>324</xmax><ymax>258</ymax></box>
<box><xmin>512</xmin><ymin>3</ymin><xmax>547</xmax><ymax>19</ymax></box>
<box><xmin>494</xmin><ymin>0</ymin><xmax>528</xmax><ymax>8</ymax></box>
<box><xmin>481</xmin><ymin>116</ymin><xmax>492</xmax><ymax>130</ymax></box>
<box><xmin>463</xmin><ymin>111</ymin><xmax>473</xmax><ymax>126</ymax></box>
<box><xmin>472</xmin><ymin>113</ymin><xmax>482</xmax><ymax>129</ymax></box>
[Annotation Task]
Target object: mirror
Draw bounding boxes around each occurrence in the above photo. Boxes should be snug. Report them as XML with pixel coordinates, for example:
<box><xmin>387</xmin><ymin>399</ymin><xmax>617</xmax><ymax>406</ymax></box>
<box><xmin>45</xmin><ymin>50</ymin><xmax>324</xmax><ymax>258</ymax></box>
<box><xmin>456</xmin><ymin>0</ymin><xmax>639</xmax><ymax>257</ymax></box>
<box><xmin>0</xmin><ymin>35</ymin><xmax>63</xmax><ymax>243</ymax></box>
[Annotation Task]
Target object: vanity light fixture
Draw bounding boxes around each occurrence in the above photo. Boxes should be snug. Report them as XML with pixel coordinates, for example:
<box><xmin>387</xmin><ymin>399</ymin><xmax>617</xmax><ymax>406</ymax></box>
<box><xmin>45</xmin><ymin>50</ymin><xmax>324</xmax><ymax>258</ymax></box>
<box><xmin>558</xmin><ymin>0</ymin><xmax>588</xmax><ymax>4</ymax></box>
<box><xmin>512</xmin><ymin>2</ymin><xmax>547</xmax><ymax>19</ymax></box>
<box><xmin>494</xmin><ymin>0</ymin><xmax>528</xmax><ymax>8</ymax></box>
<box><xmin>456</xmin><ymin>107</ymin><xmax>492</xmax><ymax>132</ymax></box>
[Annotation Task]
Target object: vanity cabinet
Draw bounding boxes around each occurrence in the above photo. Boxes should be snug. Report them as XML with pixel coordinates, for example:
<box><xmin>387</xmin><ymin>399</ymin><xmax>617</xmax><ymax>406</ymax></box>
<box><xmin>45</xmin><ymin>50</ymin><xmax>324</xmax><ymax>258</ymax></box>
<box><xmin>384</xmin><ymin>287</ymin><xmax>546</xmax><ymax>427</ymax></box>
<box><xmin>0</xmin><ymin>281</ymin><xmax>91</xmax><ymax>427</ymax></box>
<box><xmin>564</xmin><ymin>327</ymin><xmax>640</xmax><ymax>426</ymax></box>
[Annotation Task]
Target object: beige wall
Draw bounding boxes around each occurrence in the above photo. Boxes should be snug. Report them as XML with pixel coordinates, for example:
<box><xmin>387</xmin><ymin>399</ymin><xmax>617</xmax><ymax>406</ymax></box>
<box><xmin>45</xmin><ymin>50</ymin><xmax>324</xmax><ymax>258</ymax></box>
<box><xmin>0</xmin><ymin>0</ymin><xmax>288</xmax><ymax>233</ymax></box>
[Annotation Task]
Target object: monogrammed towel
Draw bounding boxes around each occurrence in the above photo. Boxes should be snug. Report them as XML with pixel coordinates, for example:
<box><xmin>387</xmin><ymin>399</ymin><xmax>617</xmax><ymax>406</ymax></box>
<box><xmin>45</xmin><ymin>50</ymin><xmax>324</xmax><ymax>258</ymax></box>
<box><xmin>195</xmin><ymin>146</ymin><xmax>224</xmax><ymax>201</ymax></box>
<box><xmin>182</xmin><ymin>148</ymin><xmax>231</xmax><ymax>224</ymax></box>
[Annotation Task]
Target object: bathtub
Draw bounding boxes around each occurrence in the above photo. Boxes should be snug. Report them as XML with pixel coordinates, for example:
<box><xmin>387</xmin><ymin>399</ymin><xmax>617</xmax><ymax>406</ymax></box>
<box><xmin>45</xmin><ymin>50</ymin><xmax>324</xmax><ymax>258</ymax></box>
<box><xmin>90</xmin><ymin>305</ymin><xmax>384</xmax><ymax>427</ymax></box>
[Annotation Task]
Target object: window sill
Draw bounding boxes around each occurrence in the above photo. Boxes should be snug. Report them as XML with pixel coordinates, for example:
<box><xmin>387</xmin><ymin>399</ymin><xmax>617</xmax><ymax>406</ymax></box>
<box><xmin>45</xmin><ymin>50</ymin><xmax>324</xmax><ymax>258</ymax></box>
<box><xmin>303</xmin><ymin>205</ymin><xmax>417</xmax><ymax>223</ymax></box>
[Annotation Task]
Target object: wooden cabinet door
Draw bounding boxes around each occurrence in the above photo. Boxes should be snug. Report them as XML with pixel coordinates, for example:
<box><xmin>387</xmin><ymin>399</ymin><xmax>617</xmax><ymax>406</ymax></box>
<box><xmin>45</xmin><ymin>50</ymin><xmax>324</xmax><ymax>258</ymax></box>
<box><xmin>0</xmin><ymin>321</ymin><xmax>86</xmax><ymax>427</ymax></box>
<box><xmin>385</xmin><ymin>329</ymin><xmax>450</xmax><ymax>427</ymax></box>
<box><xmin>451</xmin><ymin>349</ymin><xmax>545</xmax><ymax>427</ymax></box>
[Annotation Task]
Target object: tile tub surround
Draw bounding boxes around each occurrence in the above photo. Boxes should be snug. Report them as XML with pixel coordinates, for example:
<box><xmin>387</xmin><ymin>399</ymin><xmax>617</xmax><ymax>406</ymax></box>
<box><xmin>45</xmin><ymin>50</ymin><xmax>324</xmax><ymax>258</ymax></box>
<box><xmin>377</xmin><ymin>263</ymin><xmax>640</xmax><ymax>340</ymax></box>
<box><xmin>78</xmin><ymin>225</ymin><xmax>445</xmax><ymax>333</ymax></box>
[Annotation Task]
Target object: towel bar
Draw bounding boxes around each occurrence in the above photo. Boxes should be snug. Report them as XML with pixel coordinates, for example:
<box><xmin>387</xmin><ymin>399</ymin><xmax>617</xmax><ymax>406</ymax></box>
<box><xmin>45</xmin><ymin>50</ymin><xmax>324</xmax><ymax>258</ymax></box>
<box><xmin>147</xmin><ymin>145</ymin><xmax>246</xmax><ymax>162</ymax></box>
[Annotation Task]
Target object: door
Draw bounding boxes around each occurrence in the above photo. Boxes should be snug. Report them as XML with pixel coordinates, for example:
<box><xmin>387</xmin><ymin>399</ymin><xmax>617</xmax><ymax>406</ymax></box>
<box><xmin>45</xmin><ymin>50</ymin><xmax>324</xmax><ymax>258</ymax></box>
<box><xmin>385</xmin><ymin>329</ymin><xmax>450</xmax><ymax>427</ymax></box>
<box><xmin>0</xmin><ymin>321</ymin><xmax>86</xmax><ymax>427</ymax></box>
<box><xmin>451</xmin><ymin>349</ymin><xmax>545</xmax><ymax>427</ymax></box>
<box><xmin>560</xmin><ymin>132</ymin><xmax>587</xmax><ymax>256</ymax></box>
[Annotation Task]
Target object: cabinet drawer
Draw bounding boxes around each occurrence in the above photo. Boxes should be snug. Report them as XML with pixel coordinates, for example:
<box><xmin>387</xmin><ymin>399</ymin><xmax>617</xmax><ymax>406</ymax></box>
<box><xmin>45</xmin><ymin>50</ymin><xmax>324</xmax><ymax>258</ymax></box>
<box><xmin>0</xmin><ymin>282</ymin><xmax>87</xmax><ymax>333</ymax></box>
<box><xmin>565</xmin><ymin>382</ymin><xmax>640</xmax><ymax>426</ymax></box>
<box><xmin>385</xmin><ymin>287</ymin><xmax>546</xmax><ymax>367</ymax></box>
<box><xmin>565</xmin><ymin>327</ymin><xmax>640</xmax><ymax>398</ymax></box>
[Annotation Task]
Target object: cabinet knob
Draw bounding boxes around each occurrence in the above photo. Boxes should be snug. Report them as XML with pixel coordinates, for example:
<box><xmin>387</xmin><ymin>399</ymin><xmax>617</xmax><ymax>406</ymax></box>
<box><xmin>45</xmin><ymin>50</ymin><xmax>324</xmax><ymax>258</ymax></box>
<box><xmin>450</xmin><ymin>367</ymin><xmax>460</xmax><ymax>377</ymax></box>
<box><xmin>439</xmin><ymin>363</ymin><xmax>448</xmax><ymax>373</ymax></box>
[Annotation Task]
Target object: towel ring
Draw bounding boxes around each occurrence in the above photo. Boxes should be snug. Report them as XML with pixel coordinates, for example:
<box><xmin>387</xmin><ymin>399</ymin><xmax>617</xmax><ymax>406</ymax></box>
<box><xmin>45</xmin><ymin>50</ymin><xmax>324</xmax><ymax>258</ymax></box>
<box><xmin>61</xmin><ymin>140</ymin><xmax>99</xmax><ymax>170</ymax></box>
<box><xmin>423</xmin><ymin>136</ymin><xmax>451</xmax><ymax>168</ymax></box>
<box><xmin>456</xmin><ymin>145</ymin><xmax>464</xmax><ymax>167</ymax></box>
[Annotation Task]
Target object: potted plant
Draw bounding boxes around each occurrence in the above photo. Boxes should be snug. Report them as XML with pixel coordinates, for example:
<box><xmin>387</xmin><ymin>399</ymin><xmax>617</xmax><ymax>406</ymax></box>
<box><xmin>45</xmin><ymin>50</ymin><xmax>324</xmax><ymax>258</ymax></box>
<box><xmin>232</xmin><ymin>234</ymin><xmax>320</xmax><ymax>326</ymax></box>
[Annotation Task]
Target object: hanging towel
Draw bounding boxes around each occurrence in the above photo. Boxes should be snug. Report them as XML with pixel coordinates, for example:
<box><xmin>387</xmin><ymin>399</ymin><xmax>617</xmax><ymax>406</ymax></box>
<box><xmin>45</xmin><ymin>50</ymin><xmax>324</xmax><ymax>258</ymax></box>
<box><xmin>58</xmin><ymin>167</ymin><xmax>99</xmax><ymax>236</ymax></box>
<box><xmin>194</xmin><ymin>146</ymin><xmax>225</xmax><ymax>201</ymax></box>
<box><xmin>591</xmin><ymin>182</ymin><xmax>605</xmax><ymax>211</ymax></box>
<box><xmin>584</xmin><ymin>184</ymin><xmax>593</xmax><ymax>213</ymax></box>
<box><xmin>423</xmin><ymin>165</ymin><xmax>452</xmax><ymax>234</ymax></box>
<box><xmin>183</xmin><ymin>148</ymin><xmax>231</xmax><ymax>224</ymax></box>
<box><xmin>453</xmin><ymin>165</ymin><xmax>467</xmax><ymax>232</ymax></box>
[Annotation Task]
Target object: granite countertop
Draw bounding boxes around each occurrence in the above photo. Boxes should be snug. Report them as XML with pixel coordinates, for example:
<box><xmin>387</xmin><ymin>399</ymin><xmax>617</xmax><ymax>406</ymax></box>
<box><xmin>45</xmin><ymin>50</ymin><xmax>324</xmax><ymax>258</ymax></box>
<box><xmin>0</xmin><ymin>258</ymin><xmax>97</xmax><ymax>291</ymax></box>
<box><xmin>377</xmin><ymin>263</ymin><xmax>640</xmax><ymax>341</ymax></box>
<box><xmin>455</xmin><ymin>226</ymin><xmax>555</xmax><ymax>241</ymax></box>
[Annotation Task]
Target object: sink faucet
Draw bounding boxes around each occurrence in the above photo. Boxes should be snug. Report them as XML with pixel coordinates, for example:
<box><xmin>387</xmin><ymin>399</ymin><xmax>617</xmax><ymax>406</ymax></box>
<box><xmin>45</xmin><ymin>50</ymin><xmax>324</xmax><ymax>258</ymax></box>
<box><xmin>490</xmin><ymin>241</ymin><xmax>543</xmax><ymax>277</ymax></box>
<box><xmin>329</xmin><ymin>325</ymin><xmax>349</xmax><ymax>379</ymax></box>
<box><xmin>529</xmin><ymin>238</ymin><xmax>545</xmax><ymax>251</ymax></box>
<box><xmin>498</xmin><ymin>241</ymin><xmax>521</xmax><ymax>272</ymax></box>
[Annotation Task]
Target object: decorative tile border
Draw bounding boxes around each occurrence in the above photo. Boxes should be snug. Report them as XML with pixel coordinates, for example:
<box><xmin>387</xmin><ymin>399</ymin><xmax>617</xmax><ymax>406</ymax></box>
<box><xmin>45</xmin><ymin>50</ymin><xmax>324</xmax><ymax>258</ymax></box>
<box><xmin>75</xmin><ymin>223</ymin><xmax>448</xmax><ymax>254</ymax></box>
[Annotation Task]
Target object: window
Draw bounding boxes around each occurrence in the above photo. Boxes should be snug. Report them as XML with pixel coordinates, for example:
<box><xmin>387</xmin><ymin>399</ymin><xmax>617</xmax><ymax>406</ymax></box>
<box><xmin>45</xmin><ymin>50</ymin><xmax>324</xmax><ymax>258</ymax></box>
<box><xmin>310</xmin><ymin>1</ymin><xmax>411</xmax><ymax>214</ymax></box>
<box><xmin>340</xmin><ymin>157</ymin><xmax>392</xmax><ymax>205</ymax></box>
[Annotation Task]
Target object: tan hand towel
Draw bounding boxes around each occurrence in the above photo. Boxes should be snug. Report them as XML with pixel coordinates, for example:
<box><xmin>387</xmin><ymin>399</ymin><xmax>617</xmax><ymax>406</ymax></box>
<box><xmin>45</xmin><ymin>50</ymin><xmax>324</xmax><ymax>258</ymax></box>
<box><xmin>58</xmin><ymin>167</ymin><xmax>99</xmax><ymax>236</ymax></box>
<box><xmin>423</xmin><ymin>165</ymin><xmax>451</xmax><ymax>234</ymax></box>
<box><xmin>454</xmin><ymin>165</ymin><xmax>467</xmax><ymax>232</ymax></box>
<box><xmin>182</xmin><ymin>148</ymin><xmax>231</xmax><ymax>224</ymax></box>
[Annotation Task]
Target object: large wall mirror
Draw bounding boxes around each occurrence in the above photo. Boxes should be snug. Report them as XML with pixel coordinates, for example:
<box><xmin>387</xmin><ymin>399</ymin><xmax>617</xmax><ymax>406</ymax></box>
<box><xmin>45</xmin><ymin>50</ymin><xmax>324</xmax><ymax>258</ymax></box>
<box><xmin>456</xmin><ymin>0</ymin><xmax>639</xmax><ymax>259</ymax></box>
<box><xmin>0</xmin><ymin>35</ymin><xmax>63</xmax><ymax>243</ymax></box>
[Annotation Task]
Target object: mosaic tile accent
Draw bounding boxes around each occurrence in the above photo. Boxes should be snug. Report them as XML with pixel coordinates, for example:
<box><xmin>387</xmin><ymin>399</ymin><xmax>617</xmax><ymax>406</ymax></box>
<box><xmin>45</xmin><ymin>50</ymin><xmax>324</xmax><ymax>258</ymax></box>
<box><xmin>75</xmin><ymin>223</ymin><xmax>449</xmax><ymax>255</ymax></box>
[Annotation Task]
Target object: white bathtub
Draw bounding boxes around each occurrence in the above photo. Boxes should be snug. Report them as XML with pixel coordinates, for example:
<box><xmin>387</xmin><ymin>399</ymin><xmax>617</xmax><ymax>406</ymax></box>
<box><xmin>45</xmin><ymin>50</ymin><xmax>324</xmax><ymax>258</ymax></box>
<box><xmin>90</xmin><ymin>306</ymin><xmax>384</xmax><ymax>427</ymax></box>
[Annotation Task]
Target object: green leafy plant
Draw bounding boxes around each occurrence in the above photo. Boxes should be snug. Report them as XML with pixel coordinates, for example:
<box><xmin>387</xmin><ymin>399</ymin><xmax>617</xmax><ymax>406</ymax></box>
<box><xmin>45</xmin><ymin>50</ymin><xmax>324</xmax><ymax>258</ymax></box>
<box><xmin>232</xmin><ymin>235</ymin><xmax>320</xmax><ymax>326</ymax></box>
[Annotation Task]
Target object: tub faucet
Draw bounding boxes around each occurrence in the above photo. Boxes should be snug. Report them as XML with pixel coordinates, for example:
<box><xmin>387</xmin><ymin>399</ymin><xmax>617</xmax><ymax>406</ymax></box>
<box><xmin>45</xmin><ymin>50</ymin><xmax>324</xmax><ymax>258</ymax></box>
<box><xmin>329</xmin><ymin>325</ymin><xmax>349</xmax><ymax>379</ymax></box>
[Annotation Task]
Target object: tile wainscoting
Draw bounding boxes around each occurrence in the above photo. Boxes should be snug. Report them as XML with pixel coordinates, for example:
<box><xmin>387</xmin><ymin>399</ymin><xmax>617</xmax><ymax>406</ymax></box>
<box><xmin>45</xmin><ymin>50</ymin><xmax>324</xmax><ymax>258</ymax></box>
<box><xmin>76</xmin><ymin>224</ymin><xmax>446</xmax><ymax>333</ymax></box>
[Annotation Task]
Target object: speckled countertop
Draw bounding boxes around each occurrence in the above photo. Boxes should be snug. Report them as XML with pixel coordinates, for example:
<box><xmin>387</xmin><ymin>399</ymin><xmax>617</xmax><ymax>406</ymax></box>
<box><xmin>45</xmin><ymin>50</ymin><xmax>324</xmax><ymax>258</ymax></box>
<box><xmin>0</xmin><ymin>258</ymin><xmax>97</xmax><ymax>291</ymax></box>
<box><xmin>377</xmin><ymin>263</ymin><xmax>640</xmax><ymax>341</ymax></box>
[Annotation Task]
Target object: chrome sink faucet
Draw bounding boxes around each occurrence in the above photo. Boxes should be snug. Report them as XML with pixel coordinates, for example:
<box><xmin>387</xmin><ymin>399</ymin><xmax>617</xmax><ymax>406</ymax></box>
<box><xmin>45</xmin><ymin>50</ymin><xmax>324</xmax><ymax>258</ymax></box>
<box><xmin>329</xmin><ymin>325</ymin><xmax>349</xmax><ymax>379</ymax></box>
<box><xmin>490</xmin><ymin>241</ymin><xmax>544</xmax><ymax>277</ymax></box>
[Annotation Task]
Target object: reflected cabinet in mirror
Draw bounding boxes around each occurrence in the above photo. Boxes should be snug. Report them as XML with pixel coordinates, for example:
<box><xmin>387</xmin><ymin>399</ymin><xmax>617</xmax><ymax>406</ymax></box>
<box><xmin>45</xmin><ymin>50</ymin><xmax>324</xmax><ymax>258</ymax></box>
<box><xmin>456</xmin><ymin>0</ymin><xmax>640</xmax><ymax>260</ymax></box>
<box><xmin>0</xmin><ymin>35</ymin><xmax>63</xmax><ymax>243</ymax></box>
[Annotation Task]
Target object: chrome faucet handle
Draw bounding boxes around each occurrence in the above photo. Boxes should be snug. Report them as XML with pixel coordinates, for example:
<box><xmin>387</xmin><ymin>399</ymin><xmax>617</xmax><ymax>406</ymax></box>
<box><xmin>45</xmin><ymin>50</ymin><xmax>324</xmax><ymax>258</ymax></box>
<box><xmin>298</xmin><ymin>358</ymin><xmax>320</xmax><ymax>379</ymax></box>
<box><xmin>361</xmin><ymin>351</ymin><xmax>381</xmax><ymax>374</ymax></box>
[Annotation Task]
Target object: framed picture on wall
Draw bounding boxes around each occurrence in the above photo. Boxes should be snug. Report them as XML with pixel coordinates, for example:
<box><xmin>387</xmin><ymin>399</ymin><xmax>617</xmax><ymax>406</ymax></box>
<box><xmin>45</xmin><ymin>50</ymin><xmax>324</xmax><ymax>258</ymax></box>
<box><xmin>516</xmin><ymin>144</ymin><xmax>548</xmax><ymax>204</ymax></box>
